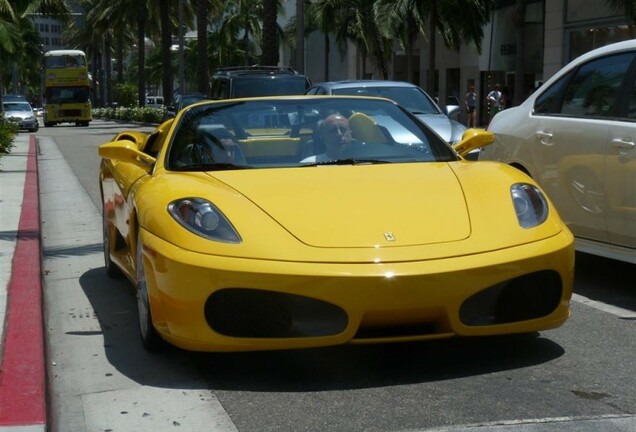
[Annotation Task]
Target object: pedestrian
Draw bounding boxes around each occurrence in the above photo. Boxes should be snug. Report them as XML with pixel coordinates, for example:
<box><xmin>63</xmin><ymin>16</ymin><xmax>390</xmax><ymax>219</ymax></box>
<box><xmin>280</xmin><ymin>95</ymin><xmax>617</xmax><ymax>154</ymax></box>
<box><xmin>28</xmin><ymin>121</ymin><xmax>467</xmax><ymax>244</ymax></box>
<box><xmin>464</xmin><ymin>85</ymin><xmax>477</xmax><ymax>128</ymax></box>
<box><xmin>487</xmin><ymin>84</ymin><xmax>503</xmax><ymax>120</ymax></box>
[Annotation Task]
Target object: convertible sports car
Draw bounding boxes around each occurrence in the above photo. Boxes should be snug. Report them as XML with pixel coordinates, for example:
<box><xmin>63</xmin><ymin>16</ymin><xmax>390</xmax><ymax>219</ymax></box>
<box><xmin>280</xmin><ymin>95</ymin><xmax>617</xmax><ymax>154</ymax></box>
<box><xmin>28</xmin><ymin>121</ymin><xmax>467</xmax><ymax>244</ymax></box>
<box><xmin>99</xmin><ymin>95</ymin><xmax>575</xmax><ymax>352</ymax></box>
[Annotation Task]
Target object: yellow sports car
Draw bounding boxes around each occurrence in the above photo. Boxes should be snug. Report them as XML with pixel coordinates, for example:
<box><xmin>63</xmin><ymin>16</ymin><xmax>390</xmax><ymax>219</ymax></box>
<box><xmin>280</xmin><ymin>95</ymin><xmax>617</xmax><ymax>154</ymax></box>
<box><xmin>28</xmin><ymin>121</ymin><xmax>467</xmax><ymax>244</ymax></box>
<box><xmin>99</xmin><ymin>95</ymin><xmax>574</xmax><ymax>352</ymax></box>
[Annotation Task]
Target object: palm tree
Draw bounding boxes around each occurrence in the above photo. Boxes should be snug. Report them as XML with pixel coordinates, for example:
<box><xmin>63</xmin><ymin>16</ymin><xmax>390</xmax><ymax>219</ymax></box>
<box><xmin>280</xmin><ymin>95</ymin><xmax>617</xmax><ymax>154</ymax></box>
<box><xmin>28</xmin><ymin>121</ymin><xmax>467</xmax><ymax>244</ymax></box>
<box><xmin>375</xmin><ymin>0</ymin><xmax>422</xmax><ymax>83</ymax></box>
<box><xmin>309</xmin><ymin>0</ymin><xmax>391</xmax><ymax>80</ymax></box>
<box><xmin>196</xmin><ymin>0</ymin><xmax>210</xmax><ymax>94</ymax></box>
<box><xmin>196</xmin><ymin>0</ymin><xmax>224</xmax><ymax>95</ymax></box>
<box><xmin>160</xmin><ymin>1</ymin><xmax>176</xmax><ymax>104</ymax></box>
<box><xmin>511</xmin><ymin>0</ymin><xmax>527</xmax><ymax>106</ymax></box>
<box><xmin>158</xmin><ymin>0</ymin><xmax>193</xmax><ymax>104</ymax></box>
<box><xmin>375</xmin><ymin>0</ymin><xmax>493</xmax><ymax>94</ymax></box>
<box><xmin>0</xmin><ymin>0</ymin><xmax>69</xmax><ymax>110</ymax></box>
<box><xmin>66</xmin><ymin>0</ymin><xmax>106</xmax><ymax>106</ymax></box>
<box><xmin>306</xmin><ymin>0</ymin><xmax>338</xmax><ymax>81</ymax></box>
<box><xmin>222</xmin><ymin>0</ymin><xmax>263</xmax><ymax>66</ymax></box>
<box><xmin>0</xmin><ymin>0</ymin><xmax>18</xmax><ymax>109</ymax></box>
<box><xmin>260</xmin><ymin>0</ymin><xmax>281</xmax><ymax>65</ymax></box>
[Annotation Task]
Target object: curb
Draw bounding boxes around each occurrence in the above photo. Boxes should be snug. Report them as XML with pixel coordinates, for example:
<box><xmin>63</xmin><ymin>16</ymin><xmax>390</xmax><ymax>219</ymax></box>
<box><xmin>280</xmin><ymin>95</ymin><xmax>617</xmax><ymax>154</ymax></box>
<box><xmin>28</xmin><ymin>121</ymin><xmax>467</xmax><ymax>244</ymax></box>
<box><xmin>0</xmin><ymin>135</ymin><xmax>47</xmax><ymax>430</ymax></box>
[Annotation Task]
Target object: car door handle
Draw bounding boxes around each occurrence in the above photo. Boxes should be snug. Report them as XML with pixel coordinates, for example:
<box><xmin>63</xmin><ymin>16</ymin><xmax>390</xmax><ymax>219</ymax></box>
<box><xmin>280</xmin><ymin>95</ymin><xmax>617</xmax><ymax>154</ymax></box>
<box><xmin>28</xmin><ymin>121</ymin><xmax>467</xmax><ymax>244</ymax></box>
<box><xmin>535</xmin><ymin>130</ymin><xmax>553</xmax><ymax>145</ymax></box>
<box><xmin>611</xmin><ymin>138</ymin><xmax>635</xmax><ymax>150</ymax></box>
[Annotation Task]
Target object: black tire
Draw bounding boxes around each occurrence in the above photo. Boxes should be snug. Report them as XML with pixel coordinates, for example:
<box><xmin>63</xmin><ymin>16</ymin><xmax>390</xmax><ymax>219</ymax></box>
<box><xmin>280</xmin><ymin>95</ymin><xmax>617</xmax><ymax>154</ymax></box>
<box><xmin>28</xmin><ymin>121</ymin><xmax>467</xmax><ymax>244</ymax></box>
<box><xmin>102</xmin><ymin>206</ymin><xmax>124</xmax><ymax>278</ymax></box>
<box><xmin>136</xmin><ymin>233</ymin><xmax>164</xmax><ymax>351</ymax></box>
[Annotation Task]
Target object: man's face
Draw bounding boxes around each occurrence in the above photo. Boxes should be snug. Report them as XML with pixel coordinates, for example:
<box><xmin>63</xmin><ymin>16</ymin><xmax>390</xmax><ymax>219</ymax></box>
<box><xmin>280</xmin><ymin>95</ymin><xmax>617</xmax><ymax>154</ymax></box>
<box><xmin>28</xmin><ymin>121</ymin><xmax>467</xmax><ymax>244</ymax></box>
<box><xmin>322</xmin><ymin>116</ymin><xmax>352</xmax><ymax>157</ymax></box>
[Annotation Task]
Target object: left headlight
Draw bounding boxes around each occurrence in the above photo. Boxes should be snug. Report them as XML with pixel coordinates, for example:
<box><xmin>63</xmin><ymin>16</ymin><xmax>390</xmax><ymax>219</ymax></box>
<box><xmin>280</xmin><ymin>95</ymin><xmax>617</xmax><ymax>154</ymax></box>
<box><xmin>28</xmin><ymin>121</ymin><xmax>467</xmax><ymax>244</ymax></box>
<box><xmin>511</xmin><ymin>183</ymin><xmax>549</xmax><ymax>228</ymax></box>
<box><xmin>168</xmin><ymin>198</ymin><xmax>241</xmax><ymax>243</ymax></box>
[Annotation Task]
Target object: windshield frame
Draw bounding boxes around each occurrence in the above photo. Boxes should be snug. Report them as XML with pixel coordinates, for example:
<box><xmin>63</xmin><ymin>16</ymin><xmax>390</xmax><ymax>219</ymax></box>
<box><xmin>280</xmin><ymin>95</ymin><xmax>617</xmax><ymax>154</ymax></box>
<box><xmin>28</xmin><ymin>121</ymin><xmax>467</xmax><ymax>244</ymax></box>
<box><xmin>165</xmin><ymin>97</ymin><xmax>458</xmax><ymax>172</ymax></box>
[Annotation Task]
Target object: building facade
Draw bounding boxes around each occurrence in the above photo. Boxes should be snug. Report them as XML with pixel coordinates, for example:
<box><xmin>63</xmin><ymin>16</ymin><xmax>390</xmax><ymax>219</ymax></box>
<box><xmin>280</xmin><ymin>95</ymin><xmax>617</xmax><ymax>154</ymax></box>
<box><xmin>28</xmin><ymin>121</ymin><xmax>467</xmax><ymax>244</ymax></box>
<box><xmin>302</xmin><ymin>0</ymin><xmax>635</xmax><ymax>126</ymax></box>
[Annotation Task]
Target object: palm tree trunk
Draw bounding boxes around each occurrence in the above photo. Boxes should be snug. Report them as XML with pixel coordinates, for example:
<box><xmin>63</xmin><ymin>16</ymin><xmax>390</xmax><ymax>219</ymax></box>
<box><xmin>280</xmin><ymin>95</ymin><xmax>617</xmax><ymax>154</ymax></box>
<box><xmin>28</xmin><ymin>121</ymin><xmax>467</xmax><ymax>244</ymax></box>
<box><xmin>261</xmin><ymin>0</ymin><xmax>279</xmax><ymax>65</ymax></box>
<box><xmin>116</xmin><ymin>42</ymin><xmax>124</xmax><ymax>84</ymax></box>
<box><xmin>137</xmin><ymin>14</ymin><xmax>146</xmax><ymax>107</ymax></box>
<box><xmin>196</xmin><ymin>0</ymin><xmax>209</xmax><ymax>94</ymax></box>
<box><xmin>323</xmin><ymin>33</ymin><xmax>329</xmax><ymax>81</ymax></box>
<box><xmin>91</xmin><ymin>50</ymin><xmax>99</xmax><ymax>106</ymax></box>
<box><xmin>105</xmin><ymin>37</ymin><xmax>112</xmax><ymax>107</ymax></box>
<box><xmin>0</xmin><ymin>50</ymin><xmax>5</xmax><ymax>114</ymax></box>
<box><xmin>513</xmin><ymin>0</ymin><xmax>526</xmax><ymax>106</ymax></box>
<box><xmin>405</xmin><ymin>21</ymin><xmax>414</xmax><ymax>83</ymax></box>
<box><xmin>161</xmin><ymin>0</ymin><xmax>174</xmax><ymax>104</ymax></box>
<box><xmin>427</xmin><ymin>0</ymin><xmax>437</xmax><ymax>96</ymax></box>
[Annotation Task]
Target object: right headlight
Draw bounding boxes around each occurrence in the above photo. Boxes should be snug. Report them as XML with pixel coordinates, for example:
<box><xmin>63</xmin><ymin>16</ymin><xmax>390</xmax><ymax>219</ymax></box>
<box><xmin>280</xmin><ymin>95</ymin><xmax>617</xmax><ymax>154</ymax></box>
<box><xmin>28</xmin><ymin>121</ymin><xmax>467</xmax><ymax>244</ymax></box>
<box><xmin>168</xmin><ymin>197</ymin><xmax>242</xmax><ymax>243</ymax></box>
<box><xmin>511</xmin><ymin>183</ymin><xmax>549</xmax><ymax>228</ymax></box>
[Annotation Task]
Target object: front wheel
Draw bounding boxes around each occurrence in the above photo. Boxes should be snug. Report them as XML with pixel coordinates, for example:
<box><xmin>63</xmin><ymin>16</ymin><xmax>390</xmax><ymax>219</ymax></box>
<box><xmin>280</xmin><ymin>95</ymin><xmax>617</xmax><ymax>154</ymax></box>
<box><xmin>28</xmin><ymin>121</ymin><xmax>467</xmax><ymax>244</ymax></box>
<box><xmin>102</xmin><ymin>205</ymin><xmax>123</xmax><ymax>278</ymax></box>
<box><xmin>136</xmin><ymin>233</ymin><xmax>164</xmax><ymax>351</ymax></box>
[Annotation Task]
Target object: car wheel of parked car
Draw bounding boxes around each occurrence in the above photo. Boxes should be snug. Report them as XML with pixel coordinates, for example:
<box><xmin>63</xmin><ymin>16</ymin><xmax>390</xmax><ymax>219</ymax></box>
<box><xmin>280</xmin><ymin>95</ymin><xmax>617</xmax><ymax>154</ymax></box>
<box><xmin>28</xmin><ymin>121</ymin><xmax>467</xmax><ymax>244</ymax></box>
<box><xmin>102</xmin><ymin>206</ymin><xmax>124</xmax><ymax>278</ymax></box>
<box><xmin>136</xmin><ymin>233</ymin><xmax>164</xmax><ymax>351</ymax></box>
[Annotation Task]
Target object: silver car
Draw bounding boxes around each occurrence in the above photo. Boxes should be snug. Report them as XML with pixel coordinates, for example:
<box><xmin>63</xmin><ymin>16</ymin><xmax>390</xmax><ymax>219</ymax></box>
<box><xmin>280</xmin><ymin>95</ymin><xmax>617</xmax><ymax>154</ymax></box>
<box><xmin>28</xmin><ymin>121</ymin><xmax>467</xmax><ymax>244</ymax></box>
<box><xmin>479</xmin><ymin>39</ymin><xmax>636</xmax><ymax>264</ymax></box>
<box><xmin>3</xmin><ymin>100</ymin><xmax>39</xmax><ymax>132</ymax></box>
<box><xmin>306</xmin><ymin>80</ymin><xmax>466</xmax><ymax>145</ymax></box>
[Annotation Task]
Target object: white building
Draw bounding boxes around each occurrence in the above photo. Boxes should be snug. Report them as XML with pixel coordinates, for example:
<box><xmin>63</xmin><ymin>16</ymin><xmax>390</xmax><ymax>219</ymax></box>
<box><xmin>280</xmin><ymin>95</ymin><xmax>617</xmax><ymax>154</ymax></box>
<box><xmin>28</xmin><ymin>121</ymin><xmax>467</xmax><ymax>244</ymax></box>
<box><xmin>293</xmin><ymin>0</ymin><xmax>635</xmax><ymax>125</ymax></box>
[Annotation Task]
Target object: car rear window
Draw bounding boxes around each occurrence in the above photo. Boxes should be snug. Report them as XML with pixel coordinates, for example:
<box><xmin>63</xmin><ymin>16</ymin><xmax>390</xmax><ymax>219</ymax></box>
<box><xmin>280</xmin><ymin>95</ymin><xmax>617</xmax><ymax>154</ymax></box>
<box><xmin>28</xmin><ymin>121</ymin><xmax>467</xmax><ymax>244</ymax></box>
<box><xmin>233</xmin><ymin>76</ymin><xmax>310</xmax><ymax>98</ymax></box>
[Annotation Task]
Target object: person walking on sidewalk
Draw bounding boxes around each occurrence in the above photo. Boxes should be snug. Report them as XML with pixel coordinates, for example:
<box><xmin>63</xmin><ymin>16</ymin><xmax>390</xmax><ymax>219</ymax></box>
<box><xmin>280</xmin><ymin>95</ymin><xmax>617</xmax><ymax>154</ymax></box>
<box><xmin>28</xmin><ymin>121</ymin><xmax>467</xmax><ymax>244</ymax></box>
<box><xmin>464</xmin><ymin>85</ymin><xmax>477</xmax><ymax>128</ymax></box>
<box><xmin>487</xmin><ymin>83</ymin><xmax>503</xmax><ymax>120</ymax></box>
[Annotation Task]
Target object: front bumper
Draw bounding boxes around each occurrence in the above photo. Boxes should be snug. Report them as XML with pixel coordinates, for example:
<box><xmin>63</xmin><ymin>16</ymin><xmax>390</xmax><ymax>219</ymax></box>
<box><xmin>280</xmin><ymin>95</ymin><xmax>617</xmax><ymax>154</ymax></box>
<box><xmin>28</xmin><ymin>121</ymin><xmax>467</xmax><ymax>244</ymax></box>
<box><xmin>139</xmin><ymin>228</ymin><xmax>574</xmax><ymax>352</ymax></box>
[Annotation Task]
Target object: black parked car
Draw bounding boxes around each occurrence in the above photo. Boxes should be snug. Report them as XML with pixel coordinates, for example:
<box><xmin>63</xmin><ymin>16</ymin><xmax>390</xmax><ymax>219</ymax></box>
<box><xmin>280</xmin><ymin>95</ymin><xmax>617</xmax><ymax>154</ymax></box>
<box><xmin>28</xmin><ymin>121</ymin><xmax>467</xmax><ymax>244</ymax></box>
<box><xmin>163</xmin><ymin>93</ymin><xmax>208</xmax><ymax>121</ymax></box>
<box><xmin>209</xmin><ymin>65</ymin><xmax>311</xmax><ymax>100</ymax></box>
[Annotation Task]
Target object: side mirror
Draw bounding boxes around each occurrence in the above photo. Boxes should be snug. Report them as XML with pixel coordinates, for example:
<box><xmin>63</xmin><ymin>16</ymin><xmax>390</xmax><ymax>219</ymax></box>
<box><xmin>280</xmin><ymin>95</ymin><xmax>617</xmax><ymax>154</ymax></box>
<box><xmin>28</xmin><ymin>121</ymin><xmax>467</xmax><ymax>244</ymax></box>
<box><xmin>452</xmin><ymin>128</ymin><xmax>494</xmax><ymax>159</ymax></box>
<box><xmin>99</xmin><ymin>139</ymin><xmax>156</xmax><ymax>172</ymax></box>
<box><xmin>444</xmin><ymin>105</ymin><xmax>461</xmax><ymax>120</ymax></box>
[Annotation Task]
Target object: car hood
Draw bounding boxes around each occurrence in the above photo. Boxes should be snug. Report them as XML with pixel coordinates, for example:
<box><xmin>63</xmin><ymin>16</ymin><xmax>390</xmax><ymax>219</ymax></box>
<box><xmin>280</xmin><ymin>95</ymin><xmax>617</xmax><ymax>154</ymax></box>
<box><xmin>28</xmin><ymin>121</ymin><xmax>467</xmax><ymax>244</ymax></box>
<box><xmin>413</xmin><ymin>113</ymin><xmax>462</xmax><ymax>143</ymax></box>
<box><xmin>210</xmin><ymin>164</ymin><xmax>470</xmax><ymax>248</ymax></box>
<box><xmin>4</xmin><ymin>110</ymin><xmax>32</xmax><ymax>119</ymax></box>
<box><xmin>143</xmin><ymin>162</ymin><xmax>566</xmax><ymax>262</ymax></box>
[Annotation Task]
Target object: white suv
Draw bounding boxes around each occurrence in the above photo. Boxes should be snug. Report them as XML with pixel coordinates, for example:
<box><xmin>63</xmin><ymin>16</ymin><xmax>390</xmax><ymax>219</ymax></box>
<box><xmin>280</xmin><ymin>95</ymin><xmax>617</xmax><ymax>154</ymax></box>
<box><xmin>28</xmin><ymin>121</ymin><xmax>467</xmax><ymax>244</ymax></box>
<box><xmin>480</xmin><ymin>39</ymin><xmax>636</xmax><ymax>263</ymax></box>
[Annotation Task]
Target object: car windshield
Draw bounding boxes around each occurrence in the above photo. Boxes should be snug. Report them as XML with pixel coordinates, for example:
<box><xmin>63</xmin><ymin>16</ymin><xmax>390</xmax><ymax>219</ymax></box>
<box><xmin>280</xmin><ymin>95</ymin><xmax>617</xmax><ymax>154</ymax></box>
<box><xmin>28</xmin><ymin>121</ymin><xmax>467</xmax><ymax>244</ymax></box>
<box><xmin>166</xmin><ymin>97</ymin><xmax>457</xmax><ymax>171</ymax></box>
<box><xmin>332</xmin><ymin>86</ymin><xmax>442</xmax><ymax>115</ymax></box>
<box><xmin>45</xmin><ymin>87</ymin><xmax>90</xmax><ymax>103</ymax></box>
<box><xmin>233</xmin><ymin>76</ymin><xmax>310</xmax><ymax>98</ymax></box>
<box><xmin>3</xmin><ymin>102</ymin><xmax>32</xmax><ymax>112</ymax></box>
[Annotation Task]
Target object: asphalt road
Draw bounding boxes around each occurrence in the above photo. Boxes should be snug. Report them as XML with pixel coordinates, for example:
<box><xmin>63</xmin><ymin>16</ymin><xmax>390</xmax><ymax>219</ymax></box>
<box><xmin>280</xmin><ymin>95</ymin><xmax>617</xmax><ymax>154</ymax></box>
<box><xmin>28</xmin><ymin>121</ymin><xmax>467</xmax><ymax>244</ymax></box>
<box><xmin>36</xmin><ymin>119</ymin><xmax>635</xmax><ymax>432</ymax></box>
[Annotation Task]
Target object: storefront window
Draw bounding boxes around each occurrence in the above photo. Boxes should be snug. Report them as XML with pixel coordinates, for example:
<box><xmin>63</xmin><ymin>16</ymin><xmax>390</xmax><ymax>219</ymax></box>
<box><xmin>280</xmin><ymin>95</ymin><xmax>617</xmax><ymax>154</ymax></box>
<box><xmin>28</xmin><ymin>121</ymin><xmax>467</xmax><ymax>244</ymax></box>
<box><xmin>567</xmin><ymin>0</ymin><xmax>614</xmax><ymax>22</ymax></box>
<box><xmin>569</xmin><ymin>24</ymin><xmax>636</xmax><ymax>60</ymax></box>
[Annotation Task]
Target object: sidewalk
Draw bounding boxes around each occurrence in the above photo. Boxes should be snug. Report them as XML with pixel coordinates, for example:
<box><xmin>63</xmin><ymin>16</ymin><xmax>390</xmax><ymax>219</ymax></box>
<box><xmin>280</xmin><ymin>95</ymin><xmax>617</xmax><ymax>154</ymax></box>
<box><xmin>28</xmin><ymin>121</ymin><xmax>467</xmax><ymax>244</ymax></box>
<box><xmin>0</xmin><ymin>133</ymin><xmax>47</xmax><ymax>431</ymax></box>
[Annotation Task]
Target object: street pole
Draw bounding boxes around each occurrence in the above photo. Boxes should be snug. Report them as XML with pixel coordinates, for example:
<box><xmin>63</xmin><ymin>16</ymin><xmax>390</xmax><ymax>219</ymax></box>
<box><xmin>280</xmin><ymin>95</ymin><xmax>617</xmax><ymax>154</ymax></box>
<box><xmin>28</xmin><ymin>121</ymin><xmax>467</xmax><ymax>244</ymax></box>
<box><xmin>178</xmin><ymin>0</ymin><xmax>185</xmax><ymax>95</ymax></box>
<box><xmin>295</xmin><ymin>0</ymin><xmax>304</xmax><ymax>73</ymax></box>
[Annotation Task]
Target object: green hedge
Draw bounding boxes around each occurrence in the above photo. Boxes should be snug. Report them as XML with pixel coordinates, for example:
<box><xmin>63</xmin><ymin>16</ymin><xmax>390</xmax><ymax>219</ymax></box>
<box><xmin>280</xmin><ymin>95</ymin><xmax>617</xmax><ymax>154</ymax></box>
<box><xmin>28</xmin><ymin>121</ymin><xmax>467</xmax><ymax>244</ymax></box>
<box><xmin>0</xmin><ymin>120</ymin><xmax>18</xmax><ymax>156</ymax></box>
<box><xmin>93</xmin><ymin>106</ymin><xmax>164</xmax><ymax>124</ymax></box>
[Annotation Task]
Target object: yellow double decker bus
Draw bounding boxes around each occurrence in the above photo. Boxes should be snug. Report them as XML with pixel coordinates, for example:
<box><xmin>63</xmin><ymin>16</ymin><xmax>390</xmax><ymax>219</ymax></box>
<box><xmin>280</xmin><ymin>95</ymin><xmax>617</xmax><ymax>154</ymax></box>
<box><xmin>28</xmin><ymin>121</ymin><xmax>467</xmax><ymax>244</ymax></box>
<box><xmin>43</xmin><ymin>50</ymin><xmax>92</xmax><ymax>127</ymax></box>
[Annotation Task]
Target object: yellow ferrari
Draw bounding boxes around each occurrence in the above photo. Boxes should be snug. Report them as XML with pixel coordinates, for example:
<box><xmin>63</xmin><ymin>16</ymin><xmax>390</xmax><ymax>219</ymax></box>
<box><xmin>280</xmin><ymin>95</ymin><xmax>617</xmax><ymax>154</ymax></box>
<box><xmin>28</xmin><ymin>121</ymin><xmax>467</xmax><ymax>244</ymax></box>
<box><xmin>99</xmin><ymin>96</ymin><xmax>574</xmax><ymax>352</ymax></box>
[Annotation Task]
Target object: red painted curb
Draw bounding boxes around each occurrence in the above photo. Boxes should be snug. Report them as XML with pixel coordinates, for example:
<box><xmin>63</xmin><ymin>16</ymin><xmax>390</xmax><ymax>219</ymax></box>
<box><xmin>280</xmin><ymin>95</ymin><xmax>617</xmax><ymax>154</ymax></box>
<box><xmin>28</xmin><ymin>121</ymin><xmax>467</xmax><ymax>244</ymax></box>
<box><xmin>0</xmin><ymin>135</ymin><xmax>46</xmax><ymax>426</ymax></box>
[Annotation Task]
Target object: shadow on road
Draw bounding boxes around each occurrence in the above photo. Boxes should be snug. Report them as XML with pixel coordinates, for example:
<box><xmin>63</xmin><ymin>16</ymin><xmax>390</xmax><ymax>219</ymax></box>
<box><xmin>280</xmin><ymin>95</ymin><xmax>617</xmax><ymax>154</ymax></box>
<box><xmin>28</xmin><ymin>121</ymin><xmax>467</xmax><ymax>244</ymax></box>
<box><xmin>80</xmin><ymin>267</ymin><xmax>566</xmax><ymax>393</ymax></box>
<box><xmin>573</xmin><ymin>251</ymin><xmax>635</xmax><ymax>312</ymax></box>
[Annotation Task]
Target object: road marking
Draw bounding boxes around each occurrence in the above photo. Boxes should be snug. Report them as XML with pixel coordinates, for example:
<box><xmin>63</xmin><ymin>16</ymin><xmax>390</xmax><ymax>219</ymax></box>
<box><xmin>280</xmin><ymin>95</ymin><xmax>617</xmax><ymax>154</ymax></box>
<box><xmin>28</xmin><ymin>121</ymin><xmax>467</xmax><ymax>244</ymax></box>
<box><xmin>416</xmin><ymin>414</ymin><xmax>636</xmax><ymax>431</ymax></box>
<box><xmin>572</xmin><ymin>293</ymin><xmax>636</xmax><ymax>319</ymax></box>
